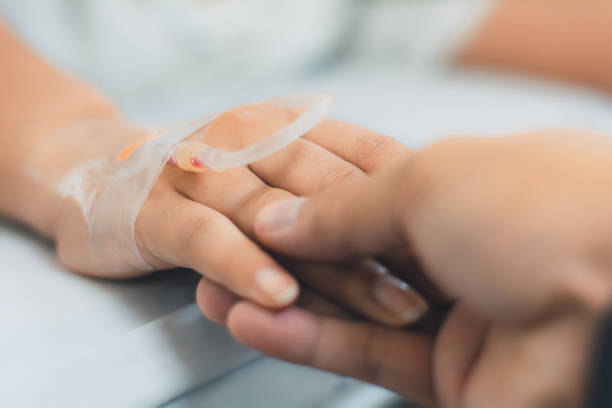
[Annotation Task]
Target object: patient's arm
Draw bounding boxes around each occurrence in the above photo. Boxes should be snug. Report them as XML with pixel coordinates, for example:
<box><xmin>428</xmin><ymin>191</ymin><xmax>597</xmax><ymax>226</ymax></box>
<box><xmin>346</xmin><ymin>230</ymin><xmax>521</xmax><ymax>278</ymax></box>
<box><xmin>0</xmin><ymin>21</ymin><xmax>117</xmax><ymax>236</ymax></box>
<box><xmin>458</xmin><ymin>0</ymin><xmax>612</xmax><ymax>92</ymax></box>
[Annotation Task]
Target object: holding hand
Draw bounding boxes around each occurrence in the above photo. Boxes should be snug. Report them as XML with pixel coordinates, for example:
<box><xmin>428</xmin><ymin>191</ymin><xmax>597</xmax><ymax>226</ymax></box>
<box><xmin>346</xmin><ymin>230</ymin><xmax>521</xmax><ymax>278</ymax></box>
<box><xmin>207</xmin><ymin>130</ymin><xmax>612</xmax><ymax>407</ymax></box>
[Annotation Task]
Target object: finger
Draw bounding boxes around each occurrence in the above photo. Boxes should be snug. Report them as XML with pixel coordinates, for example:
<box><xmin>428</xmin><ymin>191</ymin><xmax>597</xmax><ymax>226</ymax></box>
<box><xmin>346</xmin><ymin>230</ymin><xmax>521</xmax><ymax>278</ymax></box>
<box><xmin>172</xmin><ymin>165</ymin><xmax>426</xmax><ymax>325</ymax></box>
<box><xmin>196</xmin><ymin>276</ymin><xmax>240</xmax><ymax>324</ymax></box>
<box><xmin>281</xmin><ymin>257</ymin><xmax>428</xmax><ymax>326</ymax></box>
<box><xmin>249</xmin><ymin>138</ymin><xmax>365</xmax><ymax>195</ymax></box>
<box><xmin>140</xmin><ymin>191</ymin><xmax>299</xmax><ymax>308</ymax></box>
<box><xmin>195</xmin><ymin>275</ymin><xmax>354</xmax><ymax>325</ymax></box>
<box><xmin>227</xmin><ymin>302</ymin><xmax>435</xmax><ymax>406</ymax></box>
<box><xmin>303</xmin><ymin>119</ymin><xmax>412</xmax><ymax>173</ymax></box>
<box><xmin>171</xmin><ymin>165</ymin><xmax>290</xmax><ymax>237</ymax></box>
<box><xmin>434</xmin><ymin>305</ymin><xmax>488</xmax><ymax>408</ymax></box>
<box><xmin>294</xmin><ymin>286</ymin><xmax>355</xmax><ymax>320</ymax></box>
<box><xmin>382</xmin><ymin>251</ymin><xmax>451</xmax><ymax>305</ymax></box>
<box><xmin>254</xmin><ymin>161</ymin><xmax>412</xmax><ymax>260</ymax></box>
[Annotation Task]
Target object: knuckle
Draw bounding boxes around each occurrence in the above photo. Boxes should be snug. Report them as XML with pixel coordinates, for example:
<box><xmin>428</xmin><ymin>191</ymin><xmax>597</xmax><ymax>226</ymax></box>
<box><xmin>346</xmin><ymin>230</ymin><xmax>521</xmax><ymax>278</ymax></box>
<box><xmin>256</xmin><ymin>138</ymin><xmax>309</xmax><ymax>170</ymax></box>
<box><xmin>245</xmin><ymin>184</ymin><xmax>282</xmax><ymax>209</ymax></box>
<box><xmin>289</xmin><ymin>139</ymin><xmax>311</xmax><ymax>156</ymax></box>
<box><xmin>318</xmin><ymin>165</ymin><xmax>361</xmax><ymax>191</ymax></box>
<box><xmin>354</xmin><ymin>134</ymin><xmax>400</xmax><ymax>163</ymax></box>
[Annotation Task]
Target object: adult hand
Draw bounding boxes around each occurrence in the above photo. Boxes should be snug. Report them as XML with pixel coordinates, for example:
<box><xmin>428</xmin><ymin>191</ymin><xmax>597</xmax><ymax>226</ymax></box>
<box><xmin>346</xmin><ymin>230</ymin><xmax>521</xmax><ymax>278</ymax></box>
<box><xmin>213</xmin><ymin>131</ymin><xmax>612</xmax><ymax>407</ymax></box>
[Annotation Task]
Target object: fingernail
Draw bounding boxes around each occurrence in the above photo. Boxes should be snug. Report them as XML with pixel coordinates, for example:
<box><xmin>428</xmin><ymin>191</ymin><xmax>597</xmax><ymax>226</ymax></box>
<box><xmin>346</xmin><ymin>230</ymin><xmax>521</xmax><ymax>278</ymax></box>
<box><xmin>256</xmin><ymin>197</ymin><xmax>306</xmax><ymax>233</ymax></box>
<box><xmin>255</xmin><ymin>267</ymin><xmax>299</xmax><ymax>305</ymax></box>
<box><xmin>373</xmin><ymin>275</ymin><xmax>428</xmax><ymax>324</ymax></box>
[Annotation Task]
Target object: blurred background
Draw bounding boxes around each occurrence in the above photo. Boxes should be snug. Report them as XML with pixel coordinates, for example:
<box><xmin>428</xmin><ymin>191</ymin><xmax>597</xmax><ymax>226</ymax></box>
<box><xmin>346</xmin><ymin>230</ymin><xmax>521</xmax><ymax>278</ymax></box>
<box><xmin>3</xmin><ymin>0</ymin><xmax>611</xmax><ymax>142</ymax></box>
<box><xmin>2</xmin><ymin>1</ymin><xmax>612</xmax><ymax>407</ymax></box>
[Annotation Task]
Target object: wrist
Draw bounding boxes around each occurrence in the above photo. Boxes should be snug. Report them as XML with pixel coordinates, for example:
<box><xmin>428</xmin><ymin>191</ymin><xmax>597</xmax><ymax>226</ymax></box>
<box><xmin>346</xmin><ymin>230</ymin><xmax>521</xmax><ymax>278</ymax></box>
<box><xmin>31</xmin><ymin>115</ymin><xmax>152</xmax><ymax>240</ymax></box>
<box><xmin>0</xmin><ymin>22</ymin><xmax>125</xmax><ymax>238</ymax></box>
<box><xmin>0</xmin><ymin>102</ymin><xmax>125</xmax><ymax>238</ymax></box>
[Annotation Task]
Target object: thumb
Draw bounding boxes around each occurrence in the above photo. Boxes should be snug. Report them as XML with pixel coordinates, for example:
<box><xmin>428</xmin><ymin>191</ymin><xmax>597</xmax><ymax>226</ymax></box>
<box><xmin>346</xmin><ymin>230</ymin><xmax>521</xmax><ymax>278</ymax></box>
<box><xmin>254</xmin><ymin>159</ymin><xmax>414</xmax><ymax>261</ymax></box>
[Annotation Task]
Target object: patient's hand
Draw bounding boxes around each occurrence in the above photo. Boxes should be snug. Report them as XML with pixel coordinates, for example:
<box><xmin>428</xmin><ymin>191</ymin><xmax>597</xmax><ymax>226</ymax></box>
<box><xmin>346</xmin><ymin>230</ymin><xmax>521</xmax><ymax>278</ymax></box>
<box><xmin>51</xmin><ymin>109</ymin><xmax>426</xmax><ymax>324</ymax></box>
<box><xmin>1</xmin><ymin>21</ymin><xmax>424</xmax><ymax>323</ymax></box>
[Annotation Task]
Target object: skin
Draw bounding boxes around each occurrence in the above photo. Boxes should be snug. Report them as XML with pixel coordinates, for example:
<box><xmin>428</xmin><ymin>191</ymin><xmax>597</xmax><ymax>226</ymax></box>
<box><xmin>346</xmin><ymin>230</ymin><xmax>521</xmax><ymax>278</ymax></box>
<box><xmin>196</xmin><ymin>131</ymin><xmax>612</xmax><ymax>407</ymax></box>
<box><xmin>0</xmin><ymin>21</ymin><xmax>426</xmax><ymax>326</ymax></box>
<box><xmin>196</xmin><ymin>1</ymin><xmax>612</xmax><ymax>405</ymax></box>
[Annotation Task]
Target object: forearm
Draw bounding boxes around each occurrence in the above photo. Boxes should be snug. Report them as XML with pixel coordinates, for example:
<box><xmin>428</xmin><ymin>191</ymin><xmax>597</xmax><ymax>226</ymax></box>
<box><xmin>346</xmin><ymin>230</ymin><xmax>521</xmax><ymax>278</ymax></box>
<box><xmin>0</xmin><ymin>22</ymin><xmax>118</xmax><ymax>237</ymax></box>
<box><xmin>458</xmin><ymin>0</ymin><xmax>612</xmax><ymax>92</ymax></box>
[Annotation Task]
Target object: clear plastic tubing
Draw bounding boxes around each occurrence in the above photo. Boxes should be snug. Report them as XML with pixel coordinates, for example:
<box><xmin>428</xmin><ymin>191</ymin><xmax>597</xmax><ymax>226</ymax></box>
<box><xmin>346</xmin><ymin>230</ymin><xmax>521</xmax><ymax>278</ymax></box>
<box><xmin>171</xmin><ymin>91</ymin><xmax>334</xmax><ymax>172</ymax></box>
